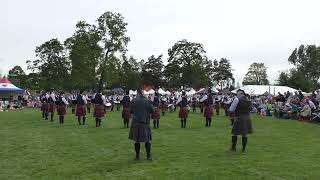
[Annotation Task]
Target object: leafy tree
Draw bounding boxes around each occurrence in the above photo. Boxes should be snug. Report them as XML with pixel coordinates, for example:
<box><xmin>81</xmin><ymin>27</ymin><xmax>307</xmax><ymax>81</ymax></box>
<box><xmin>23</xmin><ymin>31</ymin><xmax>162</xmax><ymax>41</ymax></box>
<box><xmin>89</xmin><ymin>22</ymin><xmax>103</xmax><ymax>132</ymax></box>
<box><xmin>120</xmin><ymin>56</ymin><xmax>142</xmax><ymax>90</ymax></box>
<box><xmin>65</xmin><ymin>21</ymin><xmax>102</xmax><ymax>90</ymax></box>
<box><xmin>242</xmin><ymin>62</ymin><xmax>269</xmax><ymax>85</ymax></box>
<box><xmin>142</xmin><ymin>55</ymin><xmax>164</xmax><ymax>88</ymax></box>
<box><xmin>212</xmin><ymin>58</ymin><xmax>234</xmax><ymax>90</ymax></box>
<box><xmin>163</xmin><ymin>61</ymin><xmax>182</xmax><ymax>89</ymax></box>
<box><xmin>167</xmin><ymin>39</ymin><xmax>210</xmax><ymax>88</ymax></box>
<box><xmin>97</xmin><ymin>11</ymin><xmax>130</xmax><ymax>89</ymax></box>
<box><xmin>8</xmin><ymin>65</ymin><xmax>26</xmax><ymax>87</ymax></box>
<box><xmin>26</xmin><ymin>38</ymin><xmax>70</xmax><ymax>90</ymax></box>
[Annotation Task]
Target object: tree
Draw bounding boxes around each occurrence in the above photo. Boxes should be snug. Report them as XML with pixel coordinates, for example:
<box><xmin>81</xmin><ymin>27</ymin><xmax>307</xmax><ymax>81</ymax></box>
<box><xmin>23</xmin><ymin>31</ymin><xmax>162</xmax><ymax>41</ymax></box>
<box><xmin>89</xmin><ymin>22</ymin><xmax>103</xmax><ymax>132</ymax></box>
<box><xmin>120</xmin><ymin>56</ymin><xmax>142</xmax><ymax>90</ymax></box>
<box><xmin>142</xmin><ymin>55</ymin><xmax>164</xmax><ymax>88</ymax></box>
<box><xmin>163</xmin><ymin>61</ymin><xmax>182</xmax><ymax>89</ymax></box>
<box><xmin>242</xmin><ymin>62</ymin><xmax>269</xmax><ymax>85</ymax></box>
<box><xmin>65</xmin><ymin>21</ymin><xmax>102</xmax><ymax>90</ymax></box>
<box><xmin>167</xmin><ymin>39</ymin><xmax>211</xmax><ymax>88</ymax></box>
<box><xmin>212</xmin><ymin>58</ymin><xmax>234</xmax><ymax>90</ymax></box>
<box><xmin>97</xmin><ymin>11</ymin><xmax>130</xmax><ymax>89</ymax></box>
<box><xmin>8</xmin><ymin>65</ymin><xmax>26</xmax><ymax>87</ymax></box>
<box><xmin>26</xmin><ymin>38</ymin><xmax>70</xmax><ymax>90</ymax></box>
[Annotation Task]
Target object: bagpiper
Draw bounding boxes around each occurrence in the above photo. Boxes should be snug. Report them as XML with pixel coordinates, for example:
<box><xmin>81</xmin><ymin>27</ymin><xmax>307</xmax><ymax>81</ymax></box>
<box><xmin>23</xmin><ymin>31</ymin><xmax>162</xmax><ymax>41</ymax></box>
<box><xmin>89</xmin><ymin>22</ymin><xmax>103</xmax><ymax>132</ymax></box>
<box><xmin>76</xmin><ymin>90</ymin><xmax>87</xmax><ymax>125</ymax></box>
<box><xmin>229</xmin><ymin>89</ymin><xmax>253</xmax><ymax>152</ymax></box>
<box><xmin>40</xmin><ymin>91</ymin><xmax>49</xmax><ymax>120</ymax></box>
<box><xmin>200</xmin><ymin>89</ymin><xmax>215</xmax><ymax>127</ymax></box>
<box><xmin>176</xmin><ymin>91</ymin><xmax>189</xmax><ymax>128</ymax></box>
<box><xmin>121</xmin><ymin>91</ymin><xmax>131</xmax><ymax>128</ymax></box>
<box><xmin>191</xmin><ymin>96</ymin><xmax>197</xmax><ymax>113</ymax></box>
<box><xmin>152</xmin><ymin>92</ymin><xmax>161</xmax><ymax>129</ymax></box>
<box><xmin>48</xmin><ymin>90</ymin><xmax>56</xmax><ymax>122</ymax></box>
<box><xmin>56</xmin><ymin>91</ymin><xmax>69</xmax><ymax>124</ymax></box>
<box><xmin>93</xmin><ymin>90</ymin><xmax>106</xmax><ymax>127</ymax></box>
<box><xmin>160</xmin><ymin>95</ymin><xmax>168</xmax><ymax>116</ymax></box>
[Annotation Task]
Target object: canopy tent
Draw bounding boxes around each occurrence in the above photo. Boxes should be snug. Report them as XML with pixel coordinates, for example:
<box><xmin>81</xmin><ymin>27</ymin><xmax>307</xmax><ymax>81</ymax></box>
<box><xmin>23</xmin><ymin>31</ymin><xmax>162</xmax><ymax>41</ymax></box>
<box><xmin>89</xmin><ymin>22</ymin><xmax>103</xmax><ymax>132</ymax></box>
<box><xmin>0</xmin><ymin>77</ymin><xmax>24</xmax><ymax>94</ymax></box>
<box><xmin>231</xmin><ymin>85</ymin><xmax>303</xmax><ymax>96</ymax></box>
<box><xmin>158</xmin><ymin>88</ymin><xmax>166</xmax><ymax>95</ymax></box>
<box><xmin>144</xmin><ymin>89</ymin><xmax>155</xmax><ymax>95</ymax></box>
<box><xmin>129</xmin><ymin>90</ymin><xmax>137</xmax><ymax>95</ymax></box>
<box><xmin>186</xmin><ymin>88</ymin><xmax>196</xmax><ymax>96</ymax></box>
<box><xmin>196</xmin><ymin>87</ymin><xmax>219</xmax><ymax>94</ymax></box>
<box><xmin>165</xmin><ymin>91</ymin><xmax>171</xmax><ymax>95</ymax></box>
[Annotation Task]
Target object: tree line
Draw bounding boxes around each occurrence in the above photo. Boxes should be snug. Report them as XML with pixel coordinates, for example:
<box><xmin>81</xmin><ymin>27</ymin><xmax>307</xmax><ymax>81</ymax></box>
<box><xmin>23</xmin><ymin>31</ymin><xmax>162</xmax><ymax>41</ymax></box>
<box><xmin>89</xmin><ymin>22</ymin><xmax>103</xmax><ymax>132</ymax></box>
<box><xmin>5</xmin><ymin>11</ymin><xmax>320</xmax><ymax>92</ymax></box>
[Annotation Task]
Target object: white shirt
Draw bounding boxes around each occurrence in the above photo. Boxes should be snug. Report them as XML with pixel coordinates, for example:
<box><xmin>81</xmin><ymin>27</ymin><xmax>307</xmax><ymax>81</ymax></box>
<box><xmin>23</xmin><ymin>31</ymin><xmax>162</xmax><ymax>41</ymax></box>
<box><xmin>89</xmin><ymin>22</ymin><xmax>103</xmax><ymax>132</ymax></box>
<box><xmin>176</xmin><ymin>97</ymin><xmax>183</xmax><ymax>105</ymax></box>
<box><xmin>200</xmin><ymin>95</ymin><xmax>207</xmax><ymax>103</ymax></box>
<box><xmin>229</xmin><ymin>97</ymin><xmax>239</xmax><ymax>112</ymax></box>
<box><xmin>81</xmin><ymin>95</ymin><xmax>88</xmax><ymax>105</ymax></box>
<box><xmin>61</xmin><ymin>96</ymin><xmax>69</xmax><ymax>105</ymax></box>
<box><xmin>308</xmin><ymin>100</ymin><xmax>316</xmax><ymax>110</ymax></box>
<box><xmin>50</xmin><ymin>93</ymin><xmax>56</xmax><ymax>101</ymax></box>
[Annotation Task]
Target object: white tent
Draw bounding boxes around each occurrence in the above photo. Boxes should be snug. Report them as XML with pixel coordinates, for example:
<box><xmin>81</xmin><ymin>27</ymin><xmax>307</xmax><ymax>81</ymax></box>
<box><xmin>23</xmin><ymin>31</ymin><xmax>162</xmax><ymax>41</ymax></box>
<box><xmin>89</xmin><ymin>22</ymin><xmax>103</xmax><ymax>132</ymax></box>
<box><xmin>129</xmin><ymin>90</ymin><xmax>137</xmax><ymax>95</ymax></box>
<box><xmin>186</xmin><ymin>88</ymin><xmax>196</xmax><ymax>96</ymax></box>
<box><xmin>158</xmin><ymin>88</ymin><xmax>166</xmax><ymax>95</ymax></box>
<box><xmin>165</xmin><ymin>91</ymin><xmax>171</xmax><ymax>95</ymax></box>
<box><xmin>232</xmin><ymin>85</ymin><xmax>302</xmax><ymax>96</ymax></box>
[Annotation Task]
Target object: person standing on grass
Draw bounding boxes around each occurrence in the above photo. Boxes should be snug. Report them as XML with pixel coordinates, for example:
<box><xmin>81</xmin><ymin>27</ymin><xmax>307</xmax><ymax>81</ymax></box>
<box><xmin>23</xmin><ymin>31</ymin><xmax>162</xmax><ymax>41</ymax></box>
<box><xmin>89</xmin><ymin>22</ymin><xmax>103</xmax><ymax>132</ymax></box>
<box><xmin>152</xmin><ymin>92</ymin><xmax>161</xmax><ymax>129</ymax></box>
<box><xmin>75</xmin><ymin>90</ymin><xmax>87</xmax><ymax>125</ymax></box>
<box><xmin>129</xmin><ymin>88</ymin><xmax>154</xmax><ymax>160</ymax></box>
<box><xmin>200</xmin><ymin>89</ymin><xmax>215</xmax><ymax>128</ymax></box>
<box><xmin>40</xmin><ymin>91</ymin><xmax>49</xmax><ymax>120</ymax></box>
<box><xmin>93</xmin><ymin>90</ymin><xmax>106</xmax><ymax>128</ymax></box>
<box><xmin>176</xmin><ymin>91</ymin><xmax>189</xmax><ymax>128</ymax></box>
<box><xmin>48</xmin><ymin>90</ymin><xmax>57</xmax><ymax>122</ymax></box>
<box><xmin>229</xmin><ymin>89</ymin><xmax>253</xmax><ymax>152</ymax></box>
<box><xmin>121</xmin><ymin>90</ymin><xmax>131</xmax><ymax>128</ymax></box>
<box><xmin>56</xmin><ymin>91</ymin><xmax>69</xmax><ymax>124</ymax></box>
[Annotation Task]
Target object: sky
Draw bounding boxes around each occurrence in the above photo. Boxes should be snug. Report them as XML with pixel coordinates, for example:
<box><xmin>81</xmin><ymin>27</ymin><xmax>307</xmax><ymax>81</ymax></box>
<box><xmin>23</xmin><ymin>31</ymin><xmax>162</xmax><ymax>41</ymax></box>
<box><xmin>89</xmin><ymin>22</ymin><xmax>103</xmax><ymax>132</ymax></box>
<box><xmin>1</xmin><ymin>0</ymin><xmax>320</xmax><ymax>84</ymax></box>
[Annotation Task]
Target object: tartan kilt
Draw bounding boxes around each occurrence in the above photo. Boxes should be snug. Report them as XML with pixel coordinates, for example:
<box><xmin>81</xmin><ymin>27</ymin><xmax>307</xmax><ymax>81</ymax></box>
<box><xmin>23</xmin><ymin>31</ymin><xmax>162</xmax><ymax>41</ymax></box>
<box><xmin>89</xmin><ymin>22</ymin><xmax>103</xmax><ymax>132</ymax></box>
<box><xmin>41</xmin><ymin>103</ymin><xmax>48</xmax><ymax>112</ymax></box>
<box><xmin>122</xmin><ymin>107</ymin><xmax>131</xmax><ymax>119</ymax></box>
<box><xmin>94</xmin><ymin>105</ymin><xmax>105</xmax><ymax>118</ymax></box>
<box><xmin>204</xmin><ymin>106</ymin><xmax>214</xmax><ymax>118</ymax></box>
<box><xmin>179</xmin><ymin>107</ymin><xmax>189</xmax><ymax>119</ymax></box>
<box><xmin>76</xmin><ymin>105</ymin><xmax>86</xmax><ymax>116</ymax></box>
<box><xmin>129</xmin><ymin>123</ymin><xmax>152</xmax><ymax>142</ymax></box>
<box><xmin>232</xmin><ymin>114</ymin><xmax>253</xmax><ymax>135</ymax></box>
<box><xmin>57</xmin><ymin>105</ymin><xmax>66</xmax><ymax>116</ymax></box>
<box><xmin>151</xmin><ymin>107</ymin><xmax>161</xmax><ymax>120</ymax></box>
<box><xmin>48</xmin><ymin>103</ymin><xmax>56</xmax><ymax>113</ymax></box>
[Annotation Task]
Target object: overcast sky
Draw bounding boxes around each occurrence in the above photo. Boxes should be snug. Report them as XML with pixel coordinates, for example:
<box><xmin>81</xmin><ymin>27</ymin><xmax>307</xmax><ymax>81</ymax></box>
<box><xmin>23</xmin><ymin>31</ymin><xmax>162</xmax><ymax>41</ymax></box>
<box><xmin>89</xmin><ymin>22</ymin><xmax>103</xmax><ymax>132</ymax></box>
<box><xmin>1</xmin><ymin>0</ymin><xmax>320</xmax><ymax>84</ymax></box>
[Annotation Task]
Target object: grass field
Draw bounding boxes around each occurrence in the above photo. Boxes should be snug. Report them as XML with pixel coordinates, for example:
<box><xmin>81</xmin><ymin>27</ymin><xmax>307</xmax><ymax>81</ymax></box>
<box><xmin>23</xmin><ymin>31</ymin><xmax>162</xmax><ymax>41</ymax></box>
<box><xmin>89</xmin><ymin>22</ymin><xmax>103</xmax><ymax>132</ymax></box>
<box><xmin>0</xmin><ymin>108</ymin><xmax>320</xmax><ymax>180</ymax></box>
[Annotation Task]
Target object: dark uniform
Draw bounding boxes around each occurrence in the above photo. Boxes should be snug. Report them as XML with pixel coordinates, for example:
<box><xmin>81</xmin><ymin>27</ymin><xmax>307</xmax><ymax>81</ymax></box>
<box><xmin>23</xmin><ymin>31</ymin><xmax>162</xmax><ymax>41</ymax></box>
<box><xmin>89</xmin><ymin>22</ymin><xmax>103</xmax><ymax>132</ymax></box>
<box><xmin>204</xmin><ymin>93</ymin><xmax>214</xmax><ymax>127</ymax></box>
<box><xmin>192</xmin><ymin>97</ymin><xmax>197</xmax><ymax>112</ymax></box>
<box><xmin>215</xmin><ymin>96</ymin><xmax>221</xmax><ymax>115</ymax></box>
<box><xmin>86</xmin><ymin>95</ymin><xmax>92</xmax><ymax>113</ymax></box>
<box><xmin>76</xmin><ymin>93</ymin><xmax>87</xmax><ymax>125</ymax></box>
<box><xmin>178</xmin><ymin>95</ymin><xmax>189</xmax><ymax>128</ymax></box>
<box><xmin>229</xmin><ymin>91</ymin><xmax>253</xmax><ymax>152</ymax></box>
<box><xmin>93</xmin><ymin>93</ymin><xmax>105</xmax><ymax>127</ymax></box>
<box><xmin>56</xmin><ymin>93</ymin><xmax>68</xmax><ymax>124</ymax></box>
<box><xmin>41</xmin><ymin>93</ymin><xmax>49</xmax><ymax>120</ymax></box>
<box><xmin>129</xmin><ymin>93</ymin><xmax>154</xmax><ymax>160</ymax></box>
<box><xmin>121</xmin><ymin>95</ymin><xmax>131</xmax><ymax>128</ymax></box>
<box><xmin>48</xmin><ymin>93</ymin><xmax>56</xmax><ymax>121</ymax></box>
<box><xmin>152</xmin><ymin>96</ymin><xmax>161</xmax><ymax>129</ymax></box>
<box><xmin>160</xmin><ymin>97</ymin><xmax>168</xmax><ymax>116</ymax></box>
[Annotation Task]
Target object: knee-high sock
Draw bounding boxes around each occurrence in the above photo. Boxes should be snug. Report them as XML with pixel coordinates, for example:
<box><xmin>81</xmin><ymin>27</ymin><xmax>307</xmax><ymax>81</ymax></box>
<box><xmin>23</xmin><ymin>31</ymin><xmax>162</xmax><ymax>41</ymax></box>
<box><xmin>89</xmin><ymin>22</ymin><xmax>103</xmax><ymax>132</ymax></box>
<box><xmin>134</xmin><ymin>143</ymin><xmax>140</xmax><ymax>159</ymax></box>
<box><xmin>82</xmin><ymin>117</ymin><xmax>86</xmax><ymax>125</ymax></box>
<box><xmin>162</xmin><ymin>111</ymin><xmax>165</xmax><ymax>116</ymax></box>
<box><xmin>231</xmin><ymin>119</ymin><xmax>234</xmax><ymax>126</ymax></box>
<box><xmin>95</xmin><ymin>118</ymin><xmax>99</xmax><ymax>127</ymax></box>
<box><xmin>156</xmin><ymin>120</ymin><xmax>159</xmax><ymax>128</ymax></box>
<box><xmin>181</xmin><ymin>119</ymin><xmax>184</xmax><ymax>128</ymax></box>
<box><xmin>98</xmin><ymin>119</ymin><xmax>101</xmax><ymax>127</ymax></box>
<box><xmin>231</xmin><ymin>135</ymin><xmax>237</xmax><ymax>150</ymax></box>
<box><xmin>242</xmin><ymin>136</ymin><xmax>248</xmax><ymax>151</ymax></box>
<box><xmin>184</xmin><ymin>119</ymin><xmax>187</xmax><ymax>128</ymax></box>
<box><xmin>205</xmin><ymin>118</ymin><xmax>208</xmax><ymax>127</ymax></box>
<box><xmin>145</xmin><ymin>142</ymin><xmax>151</xmax><ymax>158</ymax></box>
<box><xmin>61</xmin><ymin>116</ymin><xmax>64</xmax><ymax>124</ymax></box>
<box><xmin>123</xmin><ymin>119</ymin><xmax>126</xmax><ymax>128</ymax></box>
<box><xmin>45</xmin><ymin>112</ymin><xmax>48</xmax><ymax>120</ymax></box>
<box><xmin>153</xmin><ymin>120</ymin><xmax>156</xmax><ymax>128</ymax></box>
<box><xmin>78</xmin><ymin>117</ymin><xmax>82</xmax><ymax>125</ymax></box>
<box><xmin>42</xmin><ymin>111</ymin><xmax>45</xmax><ymax>118</ymax></box>
<box><xmin>208</xmin><ymin>118</ymin><xmax>212</xmax><ymax>127</ymax></box>
<box><xmin>50</xmin><ymin>113</ymin><xmax>54</xmax><ymax>121</ymax></box>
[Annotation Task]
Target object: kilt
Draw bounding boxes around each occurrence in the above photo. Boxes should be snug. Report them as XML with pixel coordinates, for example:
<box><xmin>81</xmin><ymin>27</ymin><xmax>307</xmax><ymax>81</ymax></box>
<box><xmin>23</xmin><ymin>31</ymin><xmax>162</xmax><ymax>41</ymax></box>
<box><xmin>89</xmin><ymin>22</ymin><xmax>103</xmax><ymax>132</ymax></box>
<box><xmin>57</xmin><ymin>105</ymin><xmax>66</xmax><ymax>116</ymax></box>
<box><xmin>48</xmin><ymin>103</ymin><xmax>56</xmax><ymax>113</ymax></box>
<box><xmin>232</xmin><ymin>114</ymin><xmax>253</xmax><ymax>135</ymax></box>
<box><xmin>122</xmin><ymin>107</ymin><xmax>131</xmax><ymax>119</ymax></box>
<box><xmin>151</xmin><ymin>107</ymin><xmax>161</xmax><ymax>120</ymax></box>
<box><xmin>204</xmin><ymin>106</ymin><xmax>214</xmax><ymax>118</ymax></box>
<box><xmin>41</xmin><ymin>103</ymin><xmax>48</xmax><ymax>112</ymax></box>
<box><xmin>76</xmin><ymin>105</ymin><xmax>86</xmax><ymax>116</ymax></box>
<box><xmin>129</xmin><ymin>123</ymin><xmax>152</xmax><ymax>142</ymax></box>
<box><xmin>93</xmin><ymin>105</ymin><xmax>105</xmax><ymax>118</ymax></box>
<box><xmin>179</xmin><ymin>107</ymin><xmax>189</xmax><ymax>119</ymax></box>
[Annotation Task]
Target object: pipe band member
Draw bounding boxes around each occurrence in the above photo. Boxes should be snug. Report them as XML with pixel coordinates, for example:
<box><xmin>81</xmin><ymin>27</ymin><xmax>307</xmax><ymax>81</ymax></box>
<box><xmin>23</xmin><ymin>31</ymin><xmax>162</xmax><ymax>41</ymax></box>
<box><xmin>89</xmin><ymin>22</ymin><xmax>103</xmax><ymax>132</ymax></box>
<box><xmin>228</xmin><ymin>89</ymin><xmax>253</xmax><ymax>152</ymax></box>
<box><xmin>76</xmin><ymin>90</ymin><xmax>88</xmax><ymax>125</ymax></box>
<box><xmin>48</xmin><ymin>90</ymin><xmax>56</xmax><ymax>122</ymax></box>
<box><xmin>129</xmin><ymin>88</ymin><xmax>154</xmax><ymax>160</ymax></box>
<box><xmin>200</xmin><ymin>89</ymin><xmax>215</xmax><ymax>127</ymax></box>
<box><xmin>121</xmin><ymin>90</ymin><xmax>131</xmax><ymax>128</ymax></box>
<box><xmin>56</xmin><ymin>91</ymin><xmax>69</xmax><ymax>124</ymax></box>
<box><xmin>152</xmin><ymin>92</ymin><xmax>161</xmax><ymax>129</ymax></box>
<box><xmin>176</xmin><ymin>91</ymin><xmax>189</xmax><ymax>128</ymax></box>
<box><xmin>93</xmin><ymin>90</ymin><xmax>106</xmax><ymax>128</ymax></box>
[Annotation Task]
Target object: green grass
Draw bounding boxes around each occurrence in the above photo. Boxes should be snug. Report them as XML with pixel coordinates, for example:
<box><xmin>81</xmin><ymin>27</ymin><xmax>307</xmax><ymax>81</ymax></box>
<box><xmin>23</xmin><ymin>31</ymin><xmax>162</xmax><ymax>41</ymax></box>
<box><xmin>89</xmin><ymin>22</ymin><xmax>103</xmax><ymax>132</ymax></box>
<box><xmin>0</xmin><ymin>108</ymin><xmax>320</xmax><ymax>180</ymax></box>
